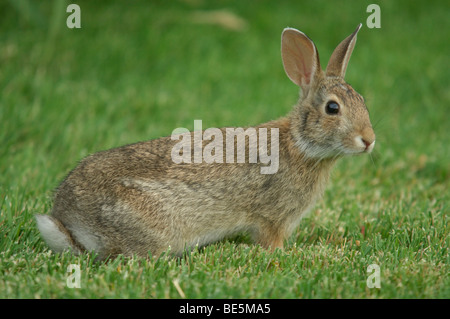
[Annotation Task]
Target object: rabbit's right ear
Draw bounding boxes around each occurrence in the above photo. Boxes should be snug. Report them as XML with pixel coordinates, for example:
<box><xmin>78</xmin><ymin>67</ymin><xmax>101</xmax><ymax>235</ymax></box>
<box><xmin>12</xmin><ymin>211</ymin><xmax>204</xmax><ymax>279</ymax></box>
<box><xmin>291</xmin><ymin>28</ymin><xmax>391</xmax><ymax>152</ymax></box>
<box><xmin>326</xmin><ymin>24</ymin><xmax>362</xmax><ymax>78</ymax></box>
<box><xmin>281</xmin><ymin>28</ymin><xmax>321</xmax><ymax>95</ymax></box>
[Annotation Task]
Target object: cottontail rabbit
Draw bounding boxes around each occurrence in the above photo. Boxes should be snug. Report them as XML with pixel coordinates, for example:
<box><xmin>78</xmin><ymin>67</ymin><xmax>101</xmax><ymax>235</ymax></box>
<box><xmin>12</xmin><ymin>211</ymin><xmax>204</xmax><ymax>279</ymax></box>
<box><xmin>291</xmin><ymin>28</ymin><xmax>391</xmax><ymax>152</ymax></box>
<box><xmin>36</xmin><ymin>24</ymin><xmax>375</xmax><ymax>259</ymax></box>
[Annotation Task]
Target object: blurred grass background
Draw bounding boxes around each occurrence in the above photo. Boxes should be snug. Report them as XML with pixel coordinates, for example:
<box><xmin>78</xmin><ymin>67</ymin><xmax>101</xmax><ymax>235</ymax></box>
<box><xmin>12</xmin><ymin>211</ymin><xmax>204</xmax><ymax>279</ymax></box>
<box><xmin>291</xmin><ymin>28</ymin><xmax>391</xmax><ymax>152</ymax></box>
<box><xmin>0</xmin><ymin>0</ymin><xmax>448</xmax><ymax>298</ymax></box>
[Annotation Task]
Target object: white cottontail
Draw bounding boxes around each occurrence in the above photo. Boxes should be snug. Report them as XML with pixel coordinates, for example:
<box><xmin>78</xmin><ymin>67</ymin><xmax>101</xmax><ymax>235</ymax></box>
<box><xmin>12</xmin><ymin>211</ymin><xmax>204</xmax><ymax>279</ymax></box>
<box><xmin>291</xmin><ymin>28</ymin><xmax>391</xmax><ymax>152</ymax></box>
<box><xmin>36</xmin><ymin>24</ymin><xmax>375</xmax><ymax>259</ymax></box>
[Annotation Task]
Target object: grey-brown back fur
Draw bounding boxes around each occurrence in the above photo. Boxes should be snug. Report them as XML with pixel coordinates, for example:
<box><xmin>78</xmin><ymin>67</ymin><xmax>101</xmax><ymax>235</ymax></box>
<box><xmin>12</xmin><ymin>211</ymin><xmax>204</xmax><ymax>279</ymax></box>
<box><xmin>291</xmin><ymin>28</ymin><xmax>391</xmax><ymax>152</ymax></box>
<box><xmin>36</xmin><ymin>25</ymin><xmax>375</xmax><ymax>260</ymax></box>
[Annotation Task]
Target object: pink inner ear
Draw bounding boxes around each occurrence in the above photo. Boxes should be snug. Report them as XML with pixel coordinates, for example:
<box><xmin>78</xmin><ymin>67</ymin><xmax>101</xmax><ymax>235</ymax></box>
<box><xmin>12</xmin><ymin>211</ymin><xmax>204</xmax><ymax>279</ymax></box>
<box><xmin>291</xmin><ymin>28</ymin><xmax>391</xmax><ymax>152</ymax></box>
<box><xmin>294</xmin><ymin>59</ymin><xmax>311</xmax><ymax>86</ymax></box>
<box><xmin>293</xmin><ymin>37</ymin><xmax>314</xmax><ymax>85</ymax></box>
<box><xmin>303</xmin><ymin>69</ymin><xmax>311</xmax><ymax>85</ymax></box>
<box><xmin>282</xmin><ymin>28</ymin><xmax>318</xmax><ymax>88</ymax></box>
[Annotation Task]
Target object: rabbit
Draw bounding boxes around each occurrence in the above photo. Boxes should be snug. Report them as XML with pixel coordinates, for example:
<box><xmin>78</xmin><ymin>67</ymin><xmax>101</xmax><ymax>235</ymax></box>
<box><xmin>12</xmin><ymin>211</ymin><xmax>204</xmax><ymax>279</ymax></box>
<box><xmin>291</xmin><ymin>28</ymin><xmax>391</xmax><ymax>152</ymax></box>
<box><xmin>36</xmin><ymin>24</ymin><xmax>375</xmax><ymax>260</ymax></box>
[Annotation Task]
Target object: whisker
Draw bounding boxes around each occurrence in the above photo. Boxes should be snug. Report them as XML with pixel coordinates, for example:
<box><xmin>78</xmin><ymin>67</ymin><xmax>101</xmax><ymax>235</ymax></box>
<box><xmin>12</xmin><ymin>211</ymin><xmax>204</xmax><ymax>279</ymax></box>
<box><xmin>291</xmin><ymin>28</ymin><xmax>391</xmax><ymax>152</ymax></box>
<box><xmin>372</xmin><ymin>116</ymin><xmax>385</xmax><ymax>130</ymax></box>
<box><xmin>369</xmin><ymin>152</ymin><xmax>376</xmax><ymax>168</ymax></box>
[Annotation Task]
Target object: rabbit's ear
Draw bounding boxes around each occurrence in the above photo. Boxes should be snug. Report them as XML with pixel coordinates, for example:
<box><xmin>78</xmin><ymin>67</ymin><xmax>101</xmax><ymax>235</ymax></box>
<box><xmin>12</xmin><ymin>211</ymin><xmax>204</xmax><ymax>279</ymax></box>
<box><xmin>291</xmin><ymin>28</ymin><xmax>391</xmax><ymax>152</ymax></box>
<box><xmin>326</xmin><ymin>24</ymin><xmax>362</xmax><ymax>78</ymax></box>
<box><xmin>281</xmin><ymin>28</ymin><xmax>321</xmax><ymax>94</ymax></box>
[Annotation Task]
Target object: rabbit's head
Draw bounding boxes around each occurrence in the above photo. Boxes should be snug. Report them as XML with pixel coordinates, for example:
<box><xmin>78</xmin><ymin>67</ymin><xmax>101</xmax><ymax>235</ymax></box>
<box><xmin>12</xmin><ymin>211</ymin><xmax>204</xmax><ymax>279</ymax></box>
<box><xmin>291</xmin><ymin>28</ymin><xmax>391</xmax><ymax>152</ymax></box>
<box><xmin>282</xmin><ymin>24</ymin><xmax>375</xmax><ymax>159</ymax></box>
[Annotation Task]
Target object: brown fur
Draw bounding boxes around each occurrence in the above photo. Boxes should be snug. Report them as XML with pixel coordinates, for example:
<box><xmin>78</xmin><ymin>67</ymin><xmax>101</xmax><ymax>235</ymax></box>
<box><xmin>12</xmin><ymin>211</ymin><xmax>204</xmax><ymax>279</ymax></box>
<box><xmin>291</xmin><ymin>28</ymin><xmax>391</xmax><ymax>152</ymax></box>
<box><xmin>36</xmin><ymin>25</ymin><xmax>375</xmax><ymax>259</ymax></box>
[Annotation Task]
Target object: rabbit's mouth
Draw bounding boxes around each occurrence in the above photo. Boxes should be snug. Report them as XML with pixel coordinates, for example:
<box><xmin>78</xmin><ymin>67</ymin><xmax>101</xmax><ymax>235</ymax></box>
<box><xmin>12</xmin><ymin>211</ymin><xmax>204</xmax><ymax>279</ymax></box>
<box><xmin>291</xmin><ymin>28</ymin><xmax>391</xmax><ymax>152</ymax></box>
<box><xmin>341</xmin><ymin>137</ymin><xmax>375</xmax><ymax>156</ymax></box>
<box><xmin>354</xmin><ymin>135</ymin><xmax>376</xmax><ymax>154</ymax></box>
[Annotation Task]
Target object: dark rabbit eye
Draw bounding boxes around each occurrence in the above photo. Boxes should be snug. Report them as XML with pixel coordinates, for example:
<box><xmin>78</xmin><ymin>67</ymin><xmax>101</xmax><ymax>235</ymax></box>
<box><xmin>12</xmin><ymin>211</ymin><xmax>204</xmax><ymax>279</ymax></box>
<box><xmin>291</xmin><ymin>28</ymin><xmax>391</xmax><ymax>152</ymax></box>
<box><xmin>326</xmin><ymin>101</ymin><xmax>340</xmax><ymax>115</ymax></box>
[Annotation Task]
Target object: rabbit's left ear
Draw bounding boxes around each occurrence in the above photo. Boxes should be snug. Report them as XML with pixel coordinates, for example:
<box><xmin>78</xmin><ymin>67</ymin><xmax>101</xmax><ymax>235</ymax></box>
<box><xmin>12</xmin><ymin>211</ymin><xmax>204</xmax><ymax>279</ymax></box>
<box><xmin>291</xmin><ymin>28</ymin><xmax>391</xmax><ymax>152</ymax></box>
<box><xmin>281</xmin><ymin>28</ymin><xmax>321</xmax><ymax>95</ymax></box>
<box><xmin>326</xmin><ymin>24</ymin><xmax>362</xmax><ymax>78</ymax></box>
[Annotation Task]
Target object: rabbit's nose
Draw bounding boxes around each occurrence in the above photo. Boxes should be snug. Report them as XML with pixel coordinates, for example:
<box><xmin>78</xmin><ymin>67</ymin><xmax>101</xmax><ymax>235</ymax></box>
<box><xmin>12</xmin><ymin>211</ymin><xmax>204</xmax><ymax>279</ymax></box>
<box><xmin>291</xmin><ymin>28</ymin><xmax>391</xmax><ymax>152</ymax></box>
<box><xmin>362</xmin><ymin>138</ymin><xmax>372</xmax><ymax>149</ymax></box>
<box><xmin>356</xmin><ymin>136</ymin><xmax>375</xmax><ymax>153</ymax></box>
<box><xmin>360</xmin><ymin>127</ymin><xmax>375</xmax><ymax>151</ymax></box>
<box><xmin>362</xmin><ymin>138</ymin><xmax>375</xmax><ymax>152</ymax></box>
<box><xmin>356</xmin><ymin>128</ymin><xmax>375</xmax><ymax>152</ymax></box>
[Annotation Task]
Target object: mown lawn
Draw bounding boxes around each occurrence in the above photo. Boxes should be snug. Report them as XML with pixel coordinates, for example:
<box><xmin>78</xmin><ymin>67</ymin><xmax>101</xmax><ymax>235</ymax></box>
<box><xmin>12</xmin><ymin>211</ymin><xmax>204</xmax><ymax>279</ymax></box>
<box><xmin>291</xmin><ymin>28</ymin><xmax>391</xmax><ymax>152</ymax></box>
<box><xmin>0</xmin><ymin>0</ymin><xmax>448</xmax><ymax>298</ymax></box>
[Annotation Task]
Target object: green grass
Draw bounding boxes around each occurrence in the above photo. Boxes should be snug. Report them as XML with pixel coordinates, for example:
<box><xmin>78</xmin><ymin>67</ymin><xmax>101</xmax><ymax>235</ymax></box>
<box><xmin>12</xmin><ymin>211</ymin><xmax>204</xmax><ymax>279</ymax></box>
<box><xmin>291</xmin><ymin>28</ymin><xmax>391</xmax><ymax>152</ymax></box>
<box><xmin>0</xmin><ymin>0</ymin><xmax>448</xmax><ymax>298</ymax></box>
